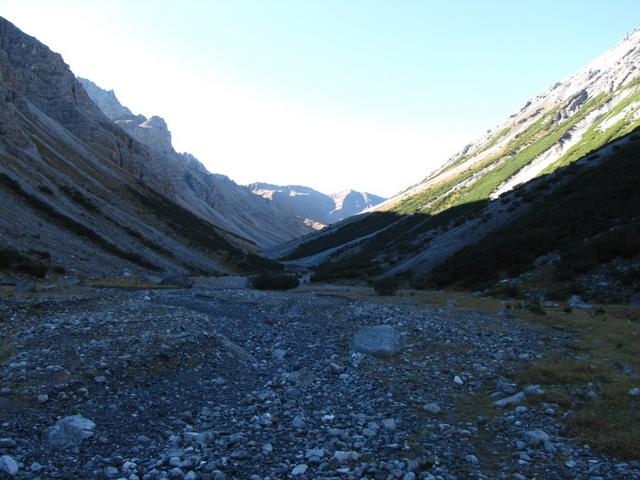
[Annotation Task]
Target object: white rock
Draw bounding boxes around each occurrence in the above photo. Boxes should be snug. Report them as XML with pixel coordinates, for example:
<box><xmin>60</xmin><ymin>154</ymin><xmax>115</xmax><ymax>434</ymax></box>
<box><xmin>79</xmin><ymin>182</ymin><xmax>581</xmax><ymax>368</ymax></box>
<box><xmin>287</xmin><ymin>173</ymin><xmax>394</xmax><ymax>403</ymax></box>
<box><xmin>0</xmin><ymin>455</ymin><xmax>19</xmax><ymax>476</ymax></box>
<box><xmin>45</xmin><ymin>415</ymin><xmax>95</xmax><ymax>449</ymax></box>
<box><xmin>524</xmin><ymin>429</ymin><xmax>550</xmax><ymax>447</ymax></box>
<box><xmin>568</xmin><ymin>295</ymin><xmax>592</xmax><ymax>309</ymax></box>
<box><xmin>305</xmin><ymin>448</ymin><xmax>325</xmax><ymax>459</ymax></box>
<box><xmin>352</xmin><ymin>325</ymin><xmax>403</xmax><ymax>358</ymax></box>
<box><xmin>422</xmin><ymin>403</ymin><xmax>442</xmax><ymax>414</ymax></box>
<box><xmin>333</xmin><ymin>450</ymin><xmax>359</xmax><ymax>463</ymax></box>
<box><xmin>495</xmin><ymin>391</ymin><xmax>526</xmax><ymax>408</ymax></box>
<box><xmin>453</xmin><ymin>375</ymin><xmax>464</xmax><ymax>385</ymax></box>
<box><xmin>291</xmin><ymin>464</ymin><xmax>308</xmax><ymax>476</ymax></box>
<box><xmin>629</xmin><ymin>387</ymin><xmax>640</xmax><ymax>396</ymax></box>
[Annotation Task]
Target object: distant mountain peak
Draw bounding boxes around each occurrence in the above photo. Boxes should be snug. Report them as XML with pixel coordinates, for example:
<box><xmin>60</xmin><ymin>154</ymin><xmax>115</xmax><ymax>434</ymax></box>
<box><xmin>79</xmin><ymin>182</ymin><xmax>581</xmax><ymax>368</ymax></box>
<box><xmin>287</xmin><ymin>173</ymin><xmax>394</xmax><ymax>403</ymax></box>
<box><xmin>249</xmin><ymin>183</ymin><xmax>385</xmax><ymax>227</ymax></box>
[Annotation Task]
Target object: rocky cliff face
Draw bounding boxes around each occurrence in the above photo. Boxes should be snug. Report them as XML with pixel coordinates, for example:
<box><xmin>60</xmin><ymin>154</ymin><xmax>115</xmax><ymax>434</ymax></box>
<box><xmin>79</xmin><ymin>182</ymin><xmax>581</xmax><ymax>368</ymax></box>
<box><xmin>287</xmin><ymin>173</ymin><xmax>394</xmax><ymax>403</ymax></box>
<box><xmin>249</xmin><ymin>183</ymin><xmax>385</xmax><ymax>227</ymax></box>
<box><xmin>0</xmin><ymin>16</ymin><xmax>285</xmax><ymax>276</ymax></box>
<box><xmin>77</xmin><ymin>77</ymin><xmax>313</xmax><ymax>248</ymax></box>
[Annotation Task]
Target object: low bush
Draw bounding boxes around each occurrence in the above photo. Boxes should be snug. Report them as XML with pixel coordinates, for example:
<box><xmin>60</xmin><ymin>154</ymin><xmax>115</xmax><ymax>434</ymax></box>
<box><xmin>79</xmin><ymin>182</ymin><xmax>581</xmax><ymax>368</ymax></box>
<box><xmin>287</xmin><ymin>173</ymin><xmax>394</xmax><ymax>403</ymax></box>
<box><xmin>372</xmin><ymin>277</ymin><xmax>399</xmax><ymax>296</ymax></box>
<box><xmin>252</xmin><ymin>272</ymin><xmax>299</xmax><ymax>291</ymax></box>
<box><xmin>0</xmin><ymin>246</ymin><xmax>49</xmax><ymax>278</ymax></box>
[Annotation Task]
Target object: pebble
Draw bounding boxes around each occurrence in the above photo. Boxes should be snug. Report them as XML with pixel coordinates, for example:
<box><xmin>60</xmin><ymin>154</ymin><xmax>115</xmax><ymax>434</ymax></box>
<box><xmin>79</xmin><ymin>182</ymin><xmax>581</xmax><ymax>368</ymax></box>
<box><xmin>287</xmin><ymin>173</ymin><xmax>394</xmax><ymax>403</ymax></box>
<box><xmin>291</xmin><ymin>464</ymin><xmax>308</xmax><ymax>476</ymax></box>
<box><xmin>0</xmin><ymin>455</ymin><xmax>19</xmax><ymax>476</ymax></box>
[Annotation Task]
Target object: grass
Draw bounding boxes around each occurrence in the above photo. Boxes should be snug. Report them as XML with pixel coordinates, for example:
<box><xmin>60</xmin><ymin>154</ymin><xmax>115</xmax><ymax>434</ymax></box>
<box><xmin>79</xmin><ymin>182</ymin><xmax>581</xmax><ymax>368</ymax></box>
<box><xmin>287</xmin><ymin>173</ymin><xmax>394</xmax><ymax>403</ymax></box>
<box><xmin>426</xmin><ymin>131</ymin><xmax>640</xmax><ymax>288</ymax></box>
<box><xmin>513</xmin><ymin>305</ymin><xmax>640</xmax><ymax>459</ymax></box>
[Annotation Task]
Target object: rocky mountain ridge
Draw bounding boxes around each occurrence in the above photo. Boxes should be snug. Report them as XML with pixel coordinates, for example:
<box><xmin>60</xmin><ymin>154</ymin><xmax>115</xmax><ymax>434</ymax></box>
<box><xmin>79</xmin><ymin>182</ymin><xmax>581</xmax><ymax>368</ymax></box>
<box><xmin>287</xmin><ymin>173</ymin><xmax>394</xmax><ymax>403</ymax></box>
<box><xmin>78</xmin><ymin>77</ymin><xmax>313</xmax><ymax>248</ymax></box>
<box><xmin>249</xmin><ymin>183</ymin><xmax>385</xmax><ymax>228</ymax></box>
<box><xmin>0</xmin><ymin>16</ymin><xmax>281</xmax><ymax>277</ymax></box>
<box><xmin>272</xmin><ymin>26</ymin><xmax>640</xmax><ymax>298</ymax></box>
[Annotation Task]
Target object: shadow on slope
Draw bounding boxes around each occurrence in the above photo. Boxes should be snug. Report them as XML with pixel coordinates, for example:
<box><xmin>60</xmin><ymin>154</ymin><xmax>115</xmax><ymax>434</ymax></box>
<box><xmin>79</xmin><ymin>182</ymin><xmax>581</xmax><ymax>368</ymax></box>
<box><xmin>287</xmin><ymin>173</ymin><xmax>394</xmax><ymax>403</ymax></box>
<box><xmin>301</xmin><ymin>129</ymin><xmax>640</xmax><ymax>290</ymax></box>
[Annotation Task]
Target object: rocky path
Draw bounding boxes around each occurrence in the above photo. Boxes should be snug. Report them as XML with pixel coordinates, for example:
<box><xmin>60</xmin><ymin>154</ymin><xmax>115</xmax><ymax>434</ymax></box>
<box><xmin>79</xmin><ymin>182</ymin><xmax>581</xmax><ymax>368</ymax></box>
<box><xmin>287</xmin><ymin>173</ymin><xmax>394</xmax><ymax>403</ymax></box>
<box><xmin>0</xmin><ymin>284</ymin><xmax>638</xmax><ymax>479</ymax></box>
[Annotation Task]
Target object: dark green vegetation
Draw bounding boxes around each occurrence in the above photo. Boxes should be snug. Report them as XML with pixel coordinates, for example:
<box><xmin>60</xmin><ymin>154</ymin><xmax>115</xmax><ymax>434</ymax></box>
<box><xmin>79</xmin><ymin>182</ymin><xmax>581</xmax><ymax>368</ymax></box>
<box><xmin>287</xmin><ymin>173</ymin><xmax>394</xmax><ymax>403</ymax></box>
<box><xmin>0</xmin><ymin>173</ymin><xmax>162</xmax><ymax>271</ymax></box>
<box><xmin>427</xmin><ymin>131</ymin><xmax>640</xmax><ymax>288</ymax></box>
<box><xmin>310</xmin><ymin>201</ymin><xmax>485</xmax><ymax>283</ymax></box>
<box><xmin>252</xmin><ymin>271</ymin><xmax>300</xmax><ymax>290</ymax></box>
<box><xmin>0</xmin><ymin>246</ymin><xmax>49</xmax><ymax>278</ymax></box>
<box><xmin>372</xmin><ymin>277</ymin><xmax>399</xmax><ymax>296</ymax></box>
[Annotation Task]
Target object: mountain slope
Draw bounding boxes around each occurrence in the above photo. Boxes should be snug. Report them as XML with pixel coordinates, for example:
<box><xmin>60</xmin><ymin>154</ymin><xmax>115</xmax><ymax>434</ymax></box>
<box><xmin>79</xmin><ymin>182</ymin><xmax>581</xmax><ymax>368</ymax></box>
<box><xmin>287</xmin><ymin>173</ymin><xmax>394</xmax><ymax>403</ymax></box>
<box><xmin>248</xmin><ymin>183</ymin><xmax>385</xmax><ymax>227</ymax></box>
<box><xmin>79</xmin><ymin>78</ymin><xmax>313</xmax><ymax>249</ymax></box>
<box><xmin>0</xmin><ymin>17</ymin><xmax>278</xmax><ymax>277</ymax></box>
<box><xmin>273</xmin><ymin>27</ymin><xmax>640</xmax><ymax>291</ymax></box>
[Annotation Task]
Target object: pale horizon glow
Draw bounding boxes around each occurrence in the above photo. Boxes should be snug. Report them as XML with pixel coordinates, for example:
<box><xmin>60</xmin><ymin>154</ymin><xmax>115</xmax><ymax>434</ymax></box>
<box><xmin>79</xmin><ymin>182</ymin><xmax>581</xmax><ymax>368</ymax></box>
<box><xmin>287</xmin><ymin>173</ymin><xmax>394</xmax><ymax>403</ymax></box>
<box><xmin>1</xmin><ymin>1</ymin><xmax>638</xmax><ymax>197</ymax></box>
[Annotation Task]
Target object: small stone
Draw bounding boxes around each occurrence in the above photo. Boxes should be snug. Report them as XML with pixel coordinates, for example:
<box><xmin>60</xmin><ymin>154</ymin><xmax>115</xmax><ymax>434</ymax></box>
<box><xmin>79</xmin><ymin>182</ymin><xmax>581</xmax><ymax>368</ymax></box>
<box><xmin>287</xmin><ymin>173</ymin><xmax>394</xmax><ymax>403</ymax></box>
<box><xmin>37</xmin><ymin>393</ymin><xmax>48</xmax><ymax>403</ymax></box>
<box><xmin>292</xmin><ymin>415</ymin><xmax>305</xmax><ymax>428</ymax></box>
<box><xmin>568</xmin><ymin>295</ymin><xmax>591</xmax><ymax>309</ymax></box>
<box><xmin>629</xmin><ymin>387</ymin><xmax>640</xmax><ymax>396</ymax></box>
<box><xmin>524</xmin><ymin>384</ymin><xmax>544</xmax><ymax>396</ymax></box>
<box><xmin>495</xmin><ymin>391</ymin><xmax>526</xmax><ymax>408</ymax></box>
<box><xmin>382</xmin><ymin>418</ymin><xmax>397</xmax><ymax>430</ymax></box>
<box><xmin>305</xmin><ymin>448</ymin><xmax>325</xmax><ymax>459</ymax></box>
<box><xmin>0</xmin><ymin>438</ymin><xmax>16</xmax><ymax>448</ymax></box>
<box><xmin>453</xmin><ymin>376</ymin><xmax>464</xmax><ymax>385</ymax></box>
<box><xmin>565</xmin><ymin>460</ymin><xmax>577</xmax><ymax>468</ymax></box>
<box><xmin>0</xmin><ymin>455</ymin><xmax>18</xmax><ymax>476</ymax></box>
<box><xmin>422</xmin><ymin>403</ymin><xmax>441</xmax><ymax>415</ymax></box>
<box><xmin>524</xmin><ymin>429</ymin><xmax>550</xmax><ymax>447</ymax></box>
<box><xmin>291</xmin><ymin>464</ymin><xmax>308</xmax><ymax>476</ymax></box>
<box><xmin>262</xmin><ymin>443</ymin><xmax>273</xmax><ymax>454</ymax></box>
<box><xmin>464</xmin><ymin>454</ymin><xmax>479</xmax><ymax>464</ymax></box>
<box><xmin>333</xmin><ymin>451</ymin><xmax>358</xmax><ymax>463</ymax></box>
<box><xmin>94</xmin><ymin>375</ymin><xmax>107</xmax><ymax>383</ymax></box>
<box><xmin>184</xmin><ymin>471</ymin><xmax>197</xmax><ymax>480</ymax></box>
<box><xmin>403</xmin><ymin>473</ymin><xmax>416</xmax><ymax>480</ymax></box>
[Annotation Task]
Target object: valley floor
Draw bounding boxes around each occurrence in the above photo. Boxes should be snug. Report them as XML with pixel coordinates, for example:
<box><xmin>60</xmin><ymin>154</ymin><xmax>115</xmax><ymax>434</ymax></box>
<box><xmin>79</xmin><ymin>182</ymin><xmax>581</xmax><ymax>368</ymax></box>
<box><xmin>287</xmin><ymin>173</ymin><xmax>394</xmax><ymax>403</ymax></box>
<box><xmin>0</xmin><ymin>282</ymin><xmax>638</xmax><ymax>479</ymax></box>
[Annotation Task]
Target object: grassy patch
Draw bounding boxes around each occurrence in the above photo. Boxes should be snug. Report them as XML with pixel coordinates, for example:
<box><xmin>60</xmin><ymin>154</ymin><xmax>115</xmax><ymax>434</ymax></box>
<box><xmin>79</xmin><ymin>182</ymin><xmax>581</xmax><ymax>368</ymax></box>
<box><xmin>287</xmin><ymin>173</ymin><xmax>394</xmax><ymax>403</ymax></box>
<box><xmin>515</xmin><ymin>306</ymin><xmax>640</xmax><ymax>459</ymax></box>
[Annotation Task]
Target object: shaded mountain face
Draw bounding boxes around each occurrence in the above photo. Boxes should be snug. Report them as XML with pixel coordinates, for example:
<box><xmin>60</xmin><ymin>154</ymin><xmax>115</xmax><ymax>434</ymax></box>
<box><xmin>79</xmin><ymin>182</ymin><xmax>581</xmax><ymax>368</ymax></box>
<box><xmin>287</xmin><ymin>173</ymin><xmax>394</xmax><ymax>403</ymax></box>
<box><xmin>0</xmin><ymin>17</ymin><xmax>280</xmax><ymax>277</ymax></box>
<box><xmin>78</xmin><ymin>78</ymin><xmax>313</xmax><ymax>249</ymax></box>
<box><xmin>271</xmin><ymin>27</ymin><xmax>640</xmax><ymax>293</ymax></box>
<box><xmin>248</xmin><ymin>183</ymin><xmax>385</xmax><ymax>228</ymax></box>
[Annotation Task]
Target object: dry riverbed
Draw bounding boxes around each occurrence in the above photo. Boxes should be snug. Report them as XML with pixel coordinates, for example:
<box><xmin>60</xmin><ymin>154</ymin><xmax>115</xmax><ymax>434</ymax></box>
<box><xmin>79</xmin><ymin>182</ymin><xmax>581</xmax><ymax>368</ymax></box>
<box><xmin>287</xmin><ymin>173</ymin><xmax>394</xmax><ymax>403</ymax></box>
<box><xmin>0</xmin><ymin>281</ymin><xmax>638</xmax><ymax>479</ymax></box>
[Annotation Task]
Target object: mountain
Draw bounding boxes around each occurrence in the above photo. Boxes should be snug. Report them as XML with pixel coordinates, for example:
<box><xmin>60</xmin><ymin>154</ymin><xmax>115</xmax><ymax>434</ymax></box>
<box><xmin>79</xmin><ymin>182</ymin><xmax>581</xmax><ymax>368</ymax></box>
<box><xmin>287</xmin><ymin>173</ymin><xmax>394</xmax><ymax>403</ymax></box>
<box><xmin>248</xmin><ymin>183</ymin><xmax>385</xmax><ymax>227</ymax></box>
<box><xmin>0</xmin><ymin>17</ymin><xmax>282</xmax><ymax>277</ymax></box>
<box><xmin>78</xmin><ymin>78</ymin><xmax>313</xmax><ymax>248</ymax></box>
<box><xmin>272</xmin><ymin>27</ymin><xmax>640</xmax><ymax>297</ymax></box>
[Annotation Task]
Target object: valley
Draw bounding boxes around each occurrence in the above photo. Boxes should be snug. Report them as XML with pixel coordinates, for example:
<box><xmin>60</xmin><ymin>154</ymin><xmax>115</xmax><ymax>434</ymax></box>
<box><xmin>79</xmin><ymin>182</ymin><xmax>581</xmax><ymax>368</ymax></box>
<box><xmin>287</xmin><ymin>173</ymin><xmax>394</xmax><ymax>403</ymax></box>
<box><xmin>0</xmin><ymin>10</ymin><xmax>639</xmax><ymax>480</ymax></box>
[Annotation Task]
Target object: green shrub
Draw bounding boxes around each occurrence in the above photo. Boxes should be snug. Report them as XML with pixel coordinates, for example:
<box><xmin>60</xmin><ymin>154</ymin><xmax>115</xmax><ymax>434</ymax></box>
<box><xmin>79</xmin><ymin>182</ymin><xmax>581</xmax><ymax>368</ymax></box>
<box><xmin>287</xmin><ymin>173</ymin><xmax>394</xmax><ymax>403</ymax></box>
<box><xmin>372</xmin><ymin>278</ymin><xmax>399</xmax><ymax>296</ymax></box>
<box><xmin>0</xmin><ymin>246</ymin><xmax>49</xmax><ymax>278</ymax></box>
<box><xmin>252</xmin><ymin>272</ymin><xmax>299</xmax><ymax>290</ymax></box>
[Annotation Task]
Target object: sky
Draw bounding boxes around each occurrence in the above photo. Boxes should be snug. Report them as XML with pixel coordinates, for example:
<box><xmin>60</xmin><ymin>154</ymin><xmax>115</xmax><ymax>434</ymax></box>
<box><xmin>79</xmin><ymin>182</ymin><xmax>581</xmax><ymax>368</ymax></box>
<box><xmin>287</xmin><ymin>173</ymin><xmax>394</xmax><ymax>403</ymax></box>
<box><xmin>1</xmin><ymin>1</ymin><xmax>639</xmax><ymax>197</ymax></box>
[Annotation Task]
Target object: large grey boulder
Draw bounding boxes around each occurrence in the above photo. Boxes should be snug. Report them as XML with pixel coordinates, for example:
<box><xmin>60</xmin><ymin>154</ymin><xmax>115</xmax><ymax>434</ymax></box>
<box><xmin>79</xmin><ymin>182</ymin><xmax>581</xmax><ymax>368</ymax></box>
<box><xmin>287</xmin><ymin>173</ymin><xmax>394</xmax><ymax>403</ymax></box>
<box><xmin>352</xmin><ymin>325</ymin><xmax>403</xmax><ymax>358</ymax></box>
<box><xmin>45</xmin><ymin>415</ymin><xmax>95</xmax><ymax>450</ymax></box>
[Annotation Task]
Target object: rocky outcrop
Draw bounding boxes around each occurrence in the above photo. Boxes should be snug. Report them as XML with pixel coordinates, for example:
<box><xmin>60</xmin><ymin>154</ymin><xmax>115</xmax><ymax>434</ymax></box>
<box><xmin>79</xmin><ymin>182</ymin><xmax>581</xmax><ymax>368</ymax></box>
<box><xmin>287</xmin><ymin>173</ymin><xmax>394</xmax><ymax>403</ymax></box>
<box><xmin>249</xmin><ymin>183</ymin><xmax>385</xmax><ymax>227</ymax></box>
<box><xmin>77</xmin><ymin>77</ymin><xmax>313</xmax><ymax>248</ymax></box>
<box><xmin>0</xmin><ymin>16</ymin><xmax>287</xmax><ymax>276</ymax></box>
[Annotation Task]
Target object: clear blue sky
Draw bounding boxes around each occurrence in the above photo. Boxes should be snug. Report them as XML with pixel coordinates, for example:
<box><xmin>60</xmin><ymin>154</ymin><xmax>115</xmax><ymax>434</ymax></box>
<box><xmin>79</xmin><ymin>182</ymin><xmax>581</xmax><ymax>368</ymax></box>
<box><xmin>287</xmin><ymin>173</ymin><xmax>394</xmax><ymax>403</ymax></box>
<box><xmin>2</xmin><ymin>1</ymin><xmax>639</xmax><ymax>196</ymax></box>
